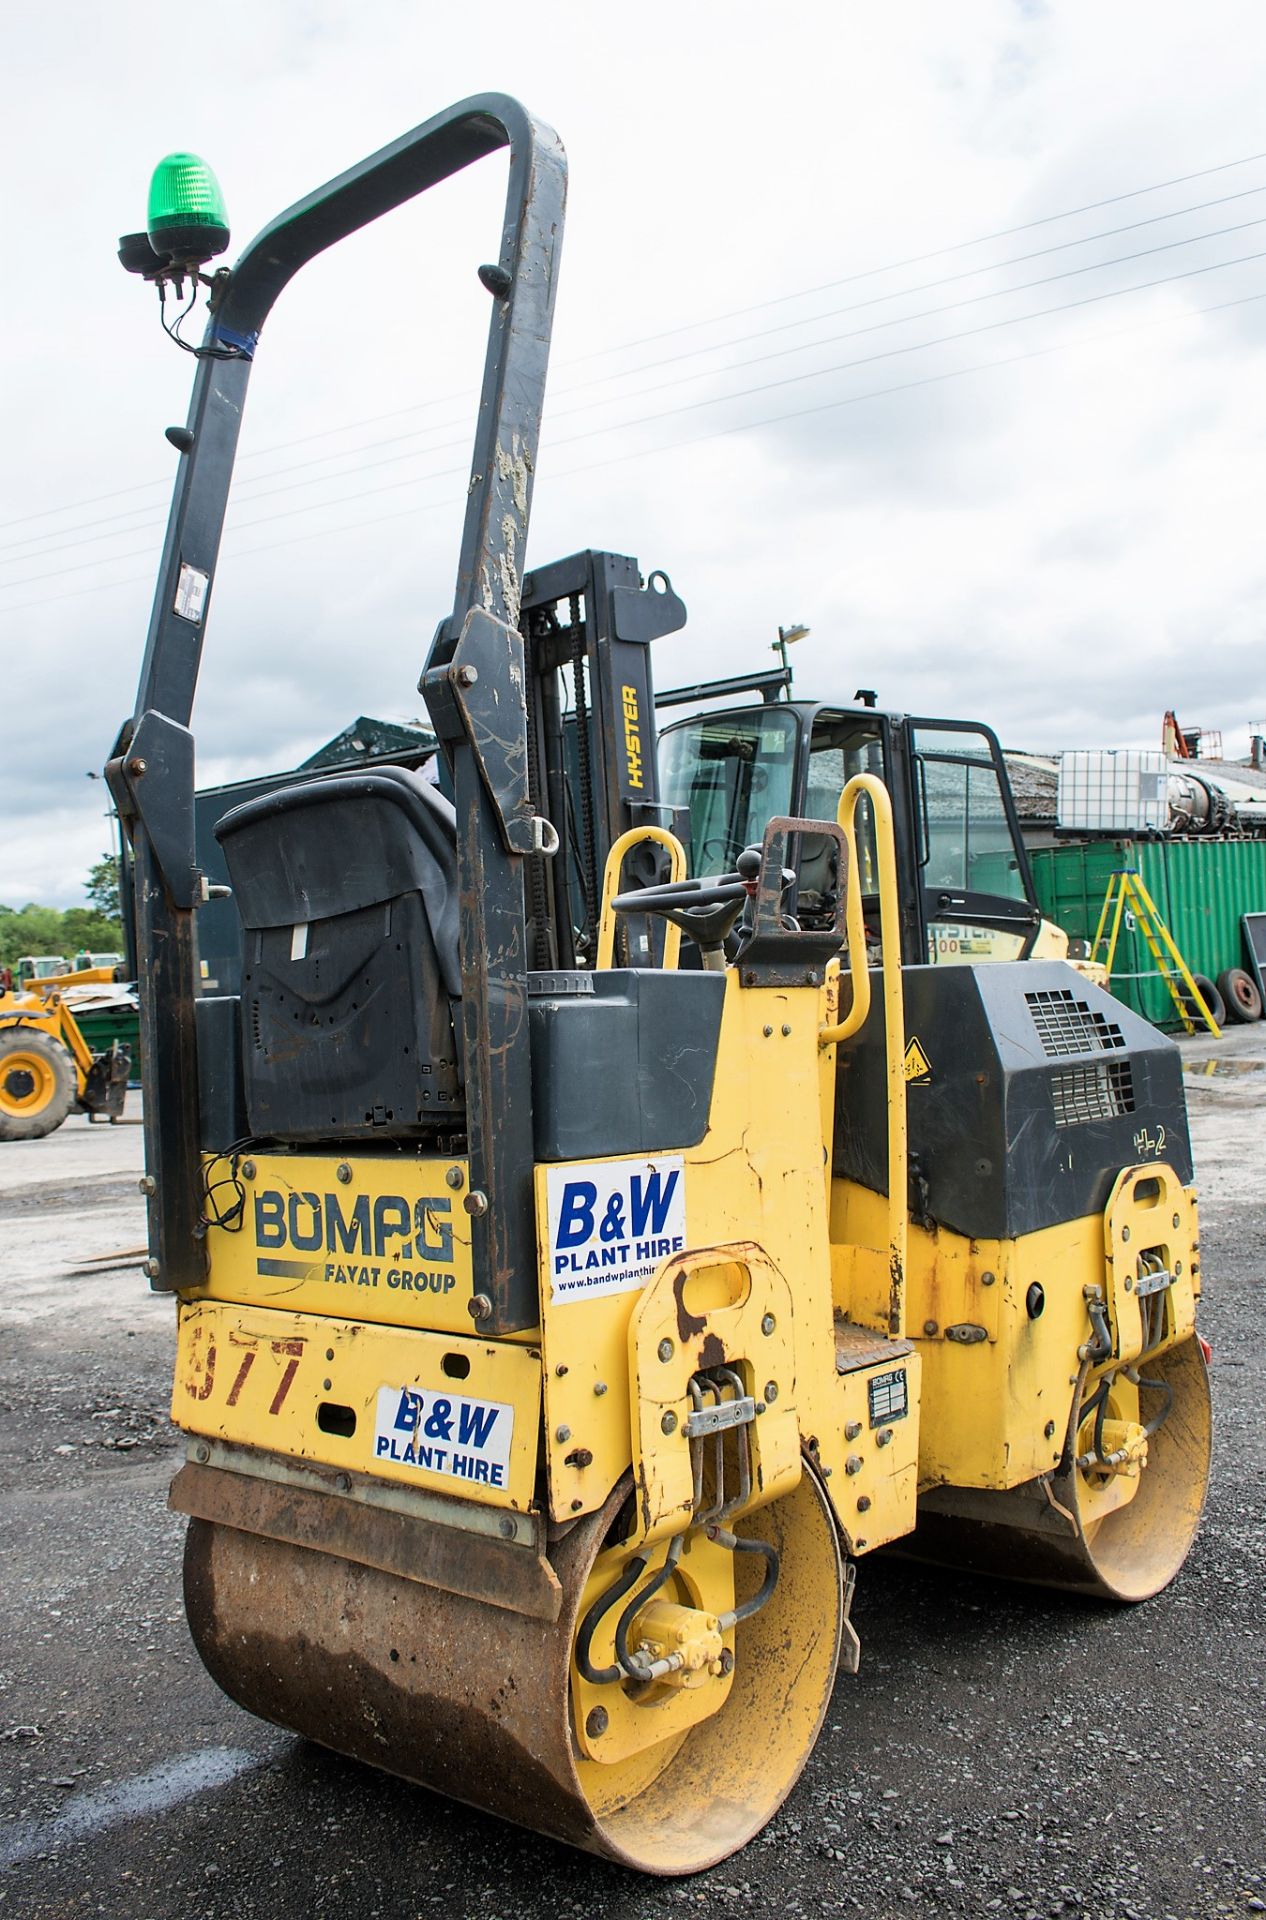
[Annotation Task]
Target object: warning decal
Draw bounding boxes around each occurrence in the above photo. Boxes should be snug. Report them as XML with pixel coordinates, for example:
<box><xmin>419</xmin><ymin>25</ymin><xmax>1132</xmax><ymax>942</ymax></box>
<box><xmin>173</xmin><ymin>562</ymin><xmax>209</xmax><ymax>624</ymax></box>
<box><xmin>903</xmin><ymin>1037</ymin><xmax>933</xmax><ymax>1083</ymax></box>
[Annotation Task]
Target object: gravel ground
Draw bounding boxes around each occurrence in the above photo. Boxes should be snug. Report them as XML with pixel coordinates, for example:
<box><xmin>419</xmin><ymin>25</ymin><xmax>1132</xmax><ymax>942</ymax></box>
<box><xmin>0</xmin><ymin>1050</ymin><xmax>1263</xmax><ymax>1920</ymax></box>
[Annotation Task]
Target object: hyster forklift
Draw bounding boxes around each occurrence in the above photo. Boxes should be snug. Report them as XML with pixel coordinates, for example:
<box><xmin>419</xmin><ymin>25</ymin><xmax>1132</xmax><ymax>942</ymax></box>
<box><xmin>657</xmin><ymin>676</ymin><xmax>1070</xmax><ymax>970</ymax></box>
<box><xmin>111</xmin><ymin>98</ymin><xmax>1211</xmax><ymax>1874</ymax></box>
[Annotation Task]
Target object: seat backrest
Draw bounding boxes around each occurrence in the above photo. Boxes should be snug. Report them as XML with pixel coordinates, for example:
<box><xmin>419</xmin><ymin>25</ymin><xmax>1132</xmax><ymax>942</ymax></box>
<box><xmin>214</xmin><ymin>768</ymin><xmax>463</xmax><ymax>1141</ymax></box>
<box><xmin>215</xmin><ymin>767</ymin><xmax>460</xmax><ymax>997</ymax></box>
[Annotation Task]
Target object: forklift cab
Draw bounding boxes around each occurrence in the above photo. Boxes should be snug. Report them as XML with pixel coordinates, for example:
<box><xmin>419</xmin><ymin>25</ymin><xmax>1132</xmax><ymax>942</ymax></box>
<box><xmin>657</xmin><ymin>700</ymin><xmax>1042</xmax><ymax>966</ymax></box>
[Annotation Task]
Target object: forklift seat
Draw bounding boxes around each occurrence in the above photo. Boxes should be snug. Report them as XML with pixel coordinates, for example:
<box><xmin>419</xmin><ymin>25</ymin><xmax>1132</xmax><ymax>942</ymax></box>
<box><xmin>214</xmin><ymin>768</ymin><xmax>463</xmax><ymax>1139</ymax></box>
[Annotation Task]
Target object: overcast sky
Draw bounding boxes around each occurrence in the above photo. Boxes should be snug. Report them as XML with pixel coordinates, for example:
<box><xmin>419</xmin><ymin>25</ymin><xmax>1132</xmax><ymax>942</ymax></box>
<box><xmin>4</xmin><ymin>1</ymin><xmax>1266</xmax><ymax>906</ymax></box>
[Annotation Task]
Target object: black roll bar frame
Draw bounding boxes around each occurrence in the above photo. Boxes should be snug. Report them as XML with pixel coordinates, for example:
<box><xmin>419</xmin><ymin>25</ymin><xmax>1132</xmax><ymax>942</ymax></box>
<box><xmin>108</xmin><ymin>94</ymin><xmax>566</xmax><ymax>1331</ymax></box>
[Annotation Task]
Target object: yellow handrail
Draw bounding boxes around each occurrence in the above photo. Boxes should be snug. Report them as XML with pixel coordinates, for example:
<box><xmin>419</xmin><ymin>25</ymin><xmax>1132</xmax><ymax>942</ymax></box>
<box><xmin>818</xmin><ymin>805</ymin><xmax>872</xmax><ymax>1051</ymax></box>
<box><xmin>820</xmin><ymin>775</ymin><xmax>908</xmax><ymax>1338</ymax></box>
<box><xmin>595</xmin><ymin>826</ymin><xmax>687</xmax><ymax>971</ymax></box>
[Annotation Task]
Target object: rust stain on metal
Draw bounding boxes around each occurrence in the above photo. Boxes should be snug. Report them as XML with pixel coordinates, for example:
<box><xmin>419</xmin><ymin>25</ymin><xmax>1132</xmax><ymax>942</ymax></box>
<box><xmin>182</xmin><ymin>1513</ymin><xmax>607</xmax><ymax>1854</ymax></box>
<box><xmin>172</xmin><ymin>1462</ymin><xmax>561</xmax><ymax>1621</ymax></box>
<box><xmin>635</xmin><ymin>1459</ymin><xmax>653</xmax><ymax>1537</ymax></box>
<box><xmin>699</xmin><ymin>1330</ymin><xmax>726</xmax><ymax>1371</ymax></box>
<box><xmin>186</xmin><ymin>1326</ymin><xmax>216</xmax><ymax>1401</ymax></box>
<box><xmin>672</xmin><ymin>1263</ymin><xmax>706</xmax><ymax>1342</ymax></box>
<box><xmin>888</xmin><ymin>1251</ymin><xmax>905</xmax><ymax>1338</ymax></box>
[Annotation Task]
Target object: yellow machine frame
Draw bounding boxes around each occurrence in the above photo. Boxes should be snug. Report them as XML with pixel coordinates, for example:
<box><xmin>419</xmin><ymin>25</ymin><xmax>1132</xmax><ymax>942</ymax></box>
<box><xmin>173</xmin><ymin>780</ymin><xmax>1206</xmax><ymax>1805</ymax></box>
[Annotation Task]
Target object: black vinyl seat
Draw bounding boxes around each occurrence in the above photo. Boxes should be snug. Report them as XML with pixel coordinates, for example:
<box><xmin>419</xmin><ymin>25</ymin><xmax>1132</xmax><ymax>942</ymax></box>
<box><xmin>214</xmin><ymin>768</ymin><xmax>463</xmax><ymax>1140</ymax></box>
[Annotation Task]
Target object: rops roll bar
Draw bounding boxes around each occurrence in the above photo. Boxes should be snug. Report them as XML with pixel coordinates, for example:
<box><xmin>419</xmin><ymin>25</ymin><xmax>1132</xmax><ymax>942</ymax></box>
<box><xmin>108</xmin><ymin>96</ymin><xmax>565</xmax><ymax>1327</ymax></box>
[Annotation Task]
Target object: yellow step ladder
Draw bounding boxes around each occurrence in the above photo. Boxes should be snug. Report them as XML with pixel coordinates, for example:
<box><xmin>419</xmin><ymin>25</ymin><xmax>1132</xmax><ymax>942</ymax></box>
<box><xmin>1090</xmin><ymin>868</ymin><xmax>1220</xmax><ymax>1036</ymax></box>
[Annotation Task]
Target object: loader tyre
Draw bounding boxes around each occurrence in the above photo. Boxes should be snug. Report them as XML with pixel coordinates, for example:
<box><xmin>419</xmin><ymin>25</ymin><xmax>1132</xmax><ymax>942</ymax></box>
<box><xmin>183</xmin><ymin>1463</ymin><xmax>843</xmax><ymax>1873</ymax></box>
<box><xmin>0</xmin><ymin>1028</ymin><xmax>75</xmax><ymax>1140</ymax></box>
<box><xmin>1182</xmin><ymin>973</ymin><xmax>1225</xmax><ymax>1028</ymax></box>
<box><xmin>1217</xmin><ymin>966</ymin><xmax>1262</xmax><ymax>1023</ymax></box>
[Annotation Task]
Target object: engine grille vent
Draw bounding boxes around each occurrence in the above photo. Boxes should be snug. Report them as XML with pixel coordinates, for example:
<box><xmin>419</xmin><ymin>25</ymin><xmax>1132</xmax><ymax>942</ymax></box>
<box><xmin>1050</xmin><ymin>1061</ymin><xmax>1135</xmax><ymax>1128</ymax></box>
<box><xmin>1026</xmin><ymin>987</ymin><xmax>1125</xmax><ymax>1057</ymax></box>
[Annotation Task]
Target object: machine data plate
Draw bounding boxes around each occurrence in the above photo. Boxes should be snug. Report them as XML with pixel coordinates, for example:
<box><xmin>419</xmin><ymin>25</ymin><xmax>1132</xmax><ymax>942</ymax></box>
<box><xmin>867</xmin><ymin>1367</ymin><xmax>909</xmax><ymax>1426</ymax></box>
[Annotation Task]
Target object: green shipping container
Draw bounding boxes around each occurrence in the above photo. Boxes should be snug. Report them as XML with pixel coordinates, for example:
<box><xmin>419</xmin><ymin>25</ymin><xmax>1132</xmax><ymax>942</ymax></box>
<box><xmin>73</xmin><ymin>1005</ymin><xmax>142</xmax><ymax>1082</ymax></box>
<box><xmin>1029</xmin><ymin>838</ymin><xmax>1266</xmax><ymax>1028</ymax></box>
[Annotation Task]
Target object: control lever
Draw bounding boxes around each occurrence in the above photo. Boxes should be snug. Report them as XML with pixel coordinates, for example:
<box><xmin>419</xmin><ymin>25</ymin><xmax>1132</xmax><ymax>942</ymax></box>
<box><xmin>731</xmin><ymin>847</ymin><xmax>798</xmax><ymax>950</ymax></box>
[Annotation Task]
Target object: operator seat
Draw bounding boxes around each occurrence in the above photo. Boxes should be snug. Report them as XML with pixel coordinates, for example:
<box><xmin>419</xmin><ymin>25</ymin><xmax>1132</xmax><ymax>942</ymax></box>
<box><xmin>214</xmin><ymin>767</ymin><xmax>462</xmax><ymax>1141</ymax></box>
<box><xmin>795</xmin><ymin>827</ymin><xmax>846</xmax><ymax>931</ymax></box>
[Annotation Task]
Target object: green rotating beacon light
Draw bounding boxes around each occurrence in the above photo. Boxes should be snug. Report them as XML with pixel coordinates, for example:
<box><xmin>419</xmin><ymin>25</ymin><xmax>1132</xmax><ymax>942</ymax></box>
<box><xmin>118</xmin><ymin>152</ymin><xmax>237</xmax><ymax>362</ymax></box>
<box><xmin>118</xmin><ymin>152</ymin><xmax>231</xmax><ymax>279</ymax></box>
<box><xmin>147</xmin><ymin>152</ymin><xmax>230</xmax><ymax>262</ymax></box>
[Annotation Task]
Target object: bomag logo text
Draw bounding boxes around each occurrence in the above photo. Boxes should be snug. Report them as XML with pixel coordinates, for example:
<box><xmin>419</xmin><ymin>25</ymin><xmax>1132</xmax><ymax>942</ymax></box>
<box><xmin>622</xmin><ymin>683</ymin><xmax>644</xmax><ymax>791</ymax></box>
<box><xmin>253</xmin><ymin>1189</ymin><xmax>456</xmax><ymax>1295</ymax></box>
<box><xmin>255</xmin><ymin>1190</ymin><xmax>453</xmax><ymax>1263</ymax></box>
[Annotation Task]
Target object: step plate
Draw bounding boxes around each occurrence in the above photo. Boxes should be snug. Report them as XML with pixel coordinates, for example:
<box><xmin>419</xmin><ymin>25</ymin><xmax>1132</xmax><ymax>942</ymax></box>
<box><xmin>831</xmin><ymin>1320</ymin><xmax>920</xmax><ymax>1555</ymax></box>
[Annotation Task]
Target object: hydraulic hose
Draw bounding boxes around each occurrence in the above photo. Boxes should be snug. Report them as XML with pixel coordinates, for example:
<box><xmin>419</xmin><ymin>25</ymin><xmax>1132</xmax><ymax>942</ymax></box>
<box><xmin>614</xmin><ymin>1534</ymin><xmax>685</xmax><ymax>1681</ymax></box>
<box><xmin>575</xmin><ymin>1551</ymin><xmax>648</xmax><ymax>1686</ymax></box>
<box><xmin>1131</xmin><ymin>1369</ymin><xmax>1174</xmax><ymax>1440</ymax></box>
<box><xmin>712</xmin><ymin>1528</ymin><xmax>780</xmax><ymax>1628</ymax></box>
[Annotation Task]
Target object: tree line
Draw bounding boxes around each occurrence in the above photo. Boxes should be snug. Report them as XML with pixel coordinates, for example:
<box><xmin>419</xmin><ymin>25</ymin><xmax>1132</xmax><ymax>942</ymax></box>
<box><xmin>0</xmin><ymin>854</ymin><xmax>124</xmax><ymax>970</ymax></box>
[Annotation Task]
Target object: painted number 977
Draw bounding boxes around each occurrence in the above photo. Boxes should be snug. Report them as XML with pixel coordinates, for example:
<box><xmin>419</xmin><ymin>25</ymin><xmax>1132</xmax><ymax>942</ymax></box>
<box><xmin>186</xmin><ymin>1337</ymin><xmax>304</xmax><ymax>1416</ymax></box>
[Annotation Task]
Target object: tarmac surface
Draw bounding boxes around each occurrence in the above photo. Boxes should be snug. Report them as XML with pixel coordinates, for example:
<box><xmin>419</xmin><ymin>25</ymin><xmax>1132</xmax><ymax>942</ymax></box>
<box><xmin>1</xmin><ymin>1025</ymin><xmax>1264</xmax><ymax>1920</ymax></box>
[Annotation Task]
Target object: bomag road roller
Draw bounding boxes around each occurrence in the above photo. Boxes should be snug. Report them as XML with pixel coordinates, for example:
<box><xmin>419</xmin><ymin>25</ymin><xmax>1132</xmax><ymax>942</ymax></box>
<box><xmin>110</xmin><ymin>96</ymin><xmax>1211</xmax><ymax>1874</ymax></box>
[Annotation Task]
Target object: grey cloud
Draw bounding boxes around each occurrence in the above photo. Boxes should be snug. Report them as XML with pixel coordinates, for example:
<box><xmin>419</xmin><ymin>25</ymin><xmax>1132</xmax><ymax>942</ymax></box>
<box><xmin>6</xmin><ymin>1</ymin><xmax>1266</xmax><ymax>906</ymax></box>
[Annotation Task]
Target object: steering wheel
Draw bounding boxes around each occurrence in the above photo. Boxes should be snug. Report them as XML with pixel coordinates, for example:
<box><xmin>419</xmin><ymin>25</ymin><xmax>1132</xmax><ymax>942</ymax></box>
<box><xmin>612</xmin><ymin>847</ymin><xmax>796</xmax><ymax>966</ymax></box>
<box><xmin>700</xmin><ymin>834</ymin><xmax>745</xmax><ymax>869</ymax></box>
<box><xmin>612</xmin><ymin>864</ymin><xmax>750</xmax><ymax>965</ymax></box>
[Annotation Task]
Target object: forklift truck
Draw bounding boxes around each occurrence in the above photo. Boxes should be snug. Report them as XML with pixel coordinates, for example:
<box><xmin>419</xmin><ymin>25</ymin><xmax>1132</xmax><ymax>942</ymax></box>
<box><xmin>657</xmin><ymin>677</ymin><xmax>1067</xmax><ymax>968</ymax></box>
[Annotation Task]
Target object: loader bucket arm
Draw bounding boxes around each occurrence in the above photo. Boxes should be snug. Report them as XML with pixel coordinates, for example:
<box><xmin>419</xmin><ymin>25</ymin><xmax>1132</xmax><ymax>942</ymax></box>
<box><xmin>109</xmin><ymin>96</ymin><xmax>566</xmax><ymax>1316</ymax></box>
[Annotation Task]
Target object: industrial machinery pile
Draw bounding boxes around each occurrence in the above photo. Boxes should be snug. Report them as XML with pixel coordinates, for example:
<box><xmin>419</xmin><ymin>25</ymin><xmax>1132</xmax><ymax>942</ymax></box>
<box><xmin>111</xmin><ymin>98</ymin><xmax>1212</xmax><ymax>1873</ymax></box>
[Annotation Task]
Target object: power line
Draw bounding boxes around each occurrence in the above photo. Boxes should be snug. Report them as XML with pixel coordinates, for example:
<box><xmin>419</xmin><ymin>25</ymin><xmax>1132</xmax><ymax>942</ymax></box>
<box><xmin>539</xmin><ymin>246</ymin><xmax>1266</xmax><ymax>455</ymax></box>
<box><xmin>4</xmin><ymin>236</ymin><xmax>1261</xmax><ymax>595</ymax></box>
<box><xmin>4</xmin><ymin>280</ymin><xmax>1262</xmax><ymax>621</ymax></box>
<box><xmin>539</xmin><ymin>215</ymin><xmax>1266</xmax><ymax>428</ymax></box>
<box><xmin>546</xmin><ymin>284</ymin><xmax>1266</xmax><ymax>482</ymax></box>
<box><xmin>554</xmin><ymin>181</ymin><xmax>1266</xmax><ymax>394</ymax></box>
<box><xmin>12</xmin><ymin>175</ymin><xmax>1264</xmax><ymax>566</ymax></box>
<box><xmin>9</xmin><ymin>207</ymin><xmax>1266</xmax><ymax>579</ymax></box>
<box><xmin>235</xmin><ymin>232</ymin><xmax>1264</xmax><ymax>506</ymax></box>
<box><xmin>7</xmin><ymin>232</ymin><xmax>1264</xmax><ymax>592</ymax></box>
<box><xmin>559</xmin><ymin>147</ymin><xmax>1266</xmax><ymax>364</ymax></box>
<box><xmin>5</xmin><ymin>144</ymin><xmax>1266</xmax><ymax>541</ymax></box>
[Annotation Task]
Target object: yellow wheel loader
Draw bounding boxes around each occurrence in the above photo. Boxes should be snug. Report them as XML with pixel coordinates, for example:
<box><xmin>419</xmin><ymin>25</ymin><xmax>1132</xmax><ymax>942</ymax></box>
<box><xmin>110</xmin><ymin>97</ymin><xmax>1211</xmax><ymax>1875</ymax></box>
<box><xmin>0</xmin><ymin>974</ymin><xmax>130</xmax><ymax>1140</ymax></box>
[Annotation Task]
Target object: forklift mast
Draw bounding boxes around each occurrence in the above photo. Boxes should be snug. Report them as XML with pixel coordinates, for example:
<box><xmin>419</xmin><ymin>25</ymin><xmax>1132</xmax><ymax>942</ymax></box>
<box><xmin>501</xmin><ymin>551</ymin><xmax>685</xmax><ymax>971</ymax></box>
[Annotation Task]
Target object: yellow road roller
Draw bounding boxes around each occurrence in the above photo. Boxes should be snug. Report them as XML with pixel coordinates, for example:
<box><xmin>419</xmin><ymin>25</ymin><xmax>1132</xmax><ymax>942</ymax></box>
<box><xmin>109</xmin><ymin>96</ymin><xmax>1211</xmax><ymax>1874</ymax></box>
